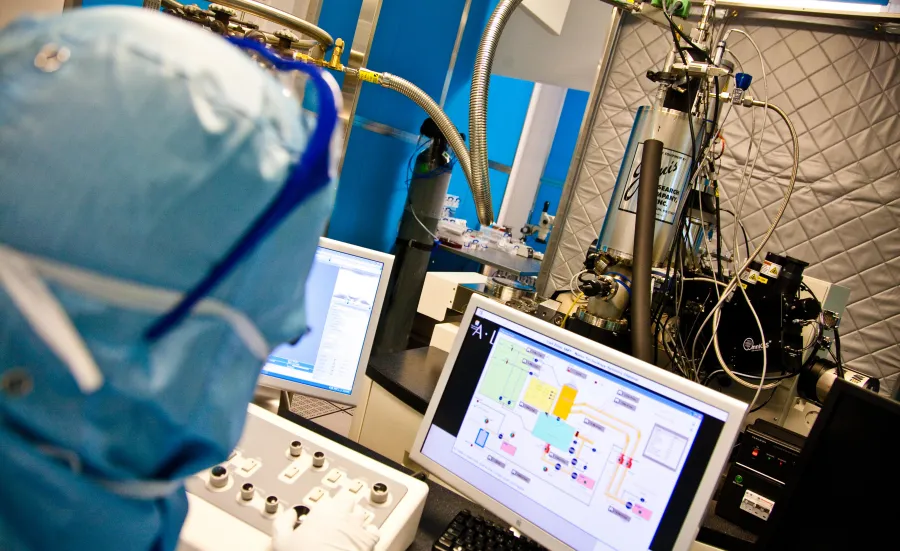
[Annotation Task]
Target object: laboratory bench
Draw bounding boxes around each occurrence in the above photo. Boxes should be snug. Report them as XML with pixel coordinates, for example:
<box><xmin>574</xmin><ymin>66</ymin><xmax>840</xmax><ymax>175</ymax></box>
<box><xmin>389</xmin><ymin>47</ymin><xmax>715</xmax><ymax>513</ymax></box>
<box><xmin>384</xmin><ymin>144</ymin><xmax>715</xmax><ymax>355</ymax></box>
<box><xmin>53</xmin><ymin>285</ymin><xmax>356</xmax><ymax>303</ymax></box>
<box><xmin>292</xmin><ymin>347</ymin><xmax>758</xmax><ymax>550</ymax></box>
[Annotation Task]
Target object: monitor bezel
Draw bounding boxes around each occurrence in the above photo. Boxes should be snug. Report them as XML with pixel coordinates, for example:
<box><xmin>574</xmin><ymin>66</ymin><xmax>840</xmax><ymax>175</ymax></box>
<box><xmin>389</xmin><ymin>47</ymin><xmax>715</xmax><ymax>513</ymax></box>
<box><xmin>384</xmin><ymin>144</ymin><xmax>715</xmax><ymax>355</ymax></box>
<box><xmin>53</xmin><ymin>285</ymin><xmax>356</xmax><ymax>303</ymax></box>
<box><xmin>410</xmin><ymin>294</ymin><xmax>748</xmax><ymax>551</ymax></box>
<box><xmin>257</xmin><ymin>237</ymin><xmax>393</xmax><ymax>406</ymax></box>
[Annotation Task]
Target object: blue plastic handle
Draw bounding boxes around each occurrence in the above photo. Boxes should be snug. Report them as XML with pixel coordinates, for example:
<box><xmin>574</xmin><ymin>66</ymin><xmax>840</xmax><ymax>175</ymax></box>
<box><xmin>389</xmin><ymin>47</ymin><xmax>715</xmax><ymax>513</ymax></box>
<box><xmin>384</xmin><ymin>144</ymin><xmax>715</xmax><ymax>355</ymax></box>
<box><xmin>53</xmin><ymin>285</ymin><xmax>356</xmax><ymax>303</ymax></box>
<box><xmin>735</xmin><ymin>72</ymin><xmax>753</xmax><ymax>90</ymax></box>
<box><xmin>146</xmin><ymin>38</ymin><xmax>339</xmax><ymax>341</ymax></box>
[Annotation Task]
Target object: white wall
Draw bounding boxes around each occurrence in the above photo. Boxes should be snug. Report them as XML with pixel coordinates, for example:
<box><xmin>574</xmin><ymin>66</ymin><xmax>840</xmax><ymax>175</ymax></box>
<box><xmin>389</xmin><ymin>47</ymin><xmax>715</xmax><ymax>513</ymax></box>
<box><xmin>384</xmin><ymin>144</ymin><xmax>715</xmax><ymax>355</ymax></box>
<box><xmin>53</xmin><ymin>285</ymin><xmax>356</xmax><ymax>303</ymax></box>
<box><xmin>521</xmin><ymin>0</ymin><xmax>571</xmax><ymax>35</ymax></box>
<box><xmin>1</xmin><ymin>0</ymin><xmax>64</xmax><ymax>28</ymax></box>
<box><xmin>497</xmin><ymin>83</ymin><xmax>567</xmax><ymax>240</ymax></box>
<box><xmin>493</xmin><ymin>0</ymin><xmax>613</xmax><ymax>91</ymax></box>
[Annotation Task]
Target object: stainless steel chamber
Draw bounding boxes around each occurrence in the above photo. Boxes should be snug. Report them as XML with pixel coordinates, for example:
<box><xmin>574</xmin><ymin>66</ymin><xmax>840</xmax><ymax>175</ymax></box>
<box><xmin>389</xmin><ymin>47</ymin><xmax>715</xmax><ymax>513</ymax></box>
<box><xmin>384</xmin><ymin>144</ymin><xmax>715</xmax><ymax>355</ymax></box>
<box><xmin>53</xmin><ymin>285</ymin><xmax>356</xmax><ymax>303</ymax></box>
<box><xmin>595</xmin><ymin>106</ymin><xmax>703</xmax><ymax>266</ymax></box>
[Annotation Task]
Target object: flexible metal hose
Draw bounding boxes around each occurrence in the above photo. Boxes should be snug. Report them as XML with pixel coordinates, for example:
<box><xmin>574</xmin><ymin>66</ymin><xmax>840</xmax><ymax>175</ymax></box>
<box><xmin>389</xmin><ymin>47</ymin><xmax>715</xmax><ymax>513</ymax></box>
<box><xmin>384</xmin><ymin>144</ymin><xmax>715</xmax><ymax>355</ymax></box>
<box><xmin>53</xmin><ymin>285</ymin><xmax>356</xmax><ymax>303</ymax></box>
<box><xmin>468</xmin><ymin>0</ymin><xmax>525</xmax><ymax>227</ymax></box>
<box><xmin>381</xmin><ymin>73</ymin><xmax>473</xmax><ymax>188</ymax></box>
<box><xmin>216</xmin><ymin>0</ymin><xmax>334</xmax><ymax>49</ymax></box>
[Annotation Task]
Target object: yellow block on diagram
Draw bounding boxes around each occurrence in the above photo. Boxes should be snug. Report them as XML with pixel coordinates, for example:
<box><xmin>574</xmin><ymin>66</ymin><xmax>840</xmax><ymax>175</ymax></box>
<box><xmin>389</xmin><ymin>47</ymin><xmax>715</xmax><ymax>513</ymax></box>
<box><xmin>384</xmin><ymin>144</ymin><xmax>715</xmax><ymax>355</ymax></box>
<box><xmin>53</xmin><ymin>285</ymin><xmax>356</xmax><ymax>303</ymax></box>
<box><xmin>552</xmin><ymin>385</ymin><xmax>578</xmax><ymax>420</ymax></box>
<box><xmin>524</xmin><ymin>378</ymin><xmax>557</xmax><ymax>412</ymax></box>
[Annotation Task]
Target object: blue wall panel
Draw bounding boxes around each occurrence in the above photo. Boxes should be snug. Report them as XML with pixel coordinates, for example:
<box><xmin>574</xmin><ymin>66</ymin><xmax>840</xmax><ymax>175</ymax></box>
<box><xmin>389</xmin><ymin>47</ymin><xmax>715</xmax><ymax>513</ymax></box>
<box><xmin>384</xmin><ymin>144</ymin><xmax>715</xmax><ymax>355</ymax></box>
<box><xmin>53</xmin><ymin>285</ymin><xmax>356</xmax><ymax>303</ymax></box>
<box><xmin>443</xmin><ymin>75</ymin><xmax>532</xmax><ymax>227</ymax></box>
<box><xmin>440</xmin><ymin>0</ymin><xmax>533</xmax><ymax>229</ymax></box>
<box><xmin>79</xmin><ymin>0</ymin><xmax>534</xmax><ymax>252</ymax></box>
<box><xmin>325</xmin><ymin>0</ymin><xmax>468</xmax><ymax>252</ymax></box>
<box><xmin>327</xmin><ymin>0</ymin><xmax>531</xmax><ymax>251</ymax></box>
<box><xmin>526</xmin><ymin>89</ymin><xmax>589</xmax><ymax>253</ymax></box>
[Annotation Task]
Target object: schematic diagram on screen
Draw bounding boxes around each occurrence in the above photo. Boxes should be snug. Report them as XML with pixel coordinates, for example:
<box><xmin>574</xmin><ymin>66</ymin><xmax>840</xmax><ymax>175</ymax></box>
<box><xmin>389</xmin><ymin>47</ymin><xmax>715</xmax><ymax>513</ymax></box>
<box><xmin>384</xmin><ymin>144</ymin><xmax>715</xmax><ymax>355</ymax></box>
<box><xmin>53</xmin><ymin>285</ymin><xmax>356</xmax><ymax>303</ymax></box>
<box><xmin>452</xmin><ymin>328</ymin><xmax>702</xmax><ymax>543</ymax></box>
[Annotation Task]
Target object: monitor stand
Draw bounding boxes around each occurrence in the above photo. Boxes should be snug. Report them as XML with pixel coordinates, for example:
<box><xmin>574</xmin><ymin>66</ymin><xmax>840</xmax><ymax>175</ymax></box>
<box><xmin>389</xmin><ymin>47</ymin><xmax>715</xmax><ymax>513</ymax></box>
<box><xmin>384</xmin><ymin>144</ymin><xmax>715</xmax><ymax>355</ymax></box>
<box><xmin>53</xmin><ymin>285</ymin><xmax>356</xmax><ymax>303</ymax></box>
<box><xmin>251</xmin><ymin>385</ymin><xmax>282</xmax><ymax>414</ymax></box>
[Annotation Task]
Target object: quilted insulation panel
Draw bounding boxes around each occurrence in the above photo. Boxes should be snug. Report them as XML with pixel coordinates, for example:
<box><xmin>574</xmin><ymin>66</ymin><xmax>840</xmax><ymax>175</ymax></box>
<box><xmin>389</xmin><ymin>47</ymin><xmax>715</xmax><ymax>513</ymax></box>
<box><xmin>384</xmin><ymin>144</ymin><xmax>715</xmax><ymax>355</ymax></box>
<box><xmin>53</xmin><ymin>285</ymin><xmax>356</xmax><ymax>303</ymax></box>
<box><xmin>544</xmin><ymin>17</ymin><xmax>900</xmax><ymax>394</ymax></box>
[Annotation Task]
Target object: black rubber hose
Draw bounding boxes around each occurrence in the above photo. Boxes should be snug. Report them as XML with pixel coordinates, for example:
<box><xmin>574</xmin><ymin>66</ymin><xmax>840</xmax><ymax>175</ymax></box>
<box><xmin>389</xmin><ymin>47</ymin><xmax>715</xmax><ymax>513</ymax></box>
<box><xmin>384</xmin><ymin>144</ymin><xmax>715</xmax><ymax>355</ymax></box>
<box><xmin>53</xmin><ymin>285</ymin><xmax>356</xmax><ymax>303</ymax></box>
<box><xmin>715</xmin><ymin>181</ymin><xmax>724</xmax><ymax>283</ymax></box>
<box><xmin>632</xmin><ymin>139</ymin><xmax>664</xmax><ymax>363</ymax></box>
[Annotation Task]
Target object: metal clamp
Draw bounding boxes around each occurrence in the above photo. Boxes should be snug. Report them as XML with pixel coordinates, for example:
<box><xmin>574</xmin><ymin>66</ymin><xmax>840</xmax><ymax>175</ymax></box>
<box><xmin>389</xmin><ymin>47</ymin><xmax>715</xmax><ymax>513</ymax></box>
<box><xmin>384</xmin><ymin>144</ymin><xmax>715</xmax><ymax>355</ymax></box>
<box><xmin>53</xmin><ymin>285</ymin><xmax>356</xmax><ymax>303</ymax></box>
<box><xmin>575</xmin><ymin>309</ymin><xmax>627</xmax><ymax>332</ymax></box>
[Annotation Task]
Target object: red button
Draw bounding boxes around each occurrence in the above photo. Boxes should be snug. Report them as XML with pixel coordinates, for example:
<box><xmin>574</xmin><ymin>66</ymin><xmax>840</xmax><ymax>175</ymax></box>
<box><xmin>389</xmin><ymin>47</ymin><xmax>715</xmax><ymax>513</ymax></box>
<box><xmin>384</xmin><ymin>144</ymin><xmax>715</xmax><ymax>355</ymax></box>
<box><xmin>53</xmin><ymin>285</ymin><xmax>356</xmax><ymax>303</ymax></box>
<box><xmin>752</xmin><ymin>448</ymin><xmax>759</xmax><ymax>457</ymax></box>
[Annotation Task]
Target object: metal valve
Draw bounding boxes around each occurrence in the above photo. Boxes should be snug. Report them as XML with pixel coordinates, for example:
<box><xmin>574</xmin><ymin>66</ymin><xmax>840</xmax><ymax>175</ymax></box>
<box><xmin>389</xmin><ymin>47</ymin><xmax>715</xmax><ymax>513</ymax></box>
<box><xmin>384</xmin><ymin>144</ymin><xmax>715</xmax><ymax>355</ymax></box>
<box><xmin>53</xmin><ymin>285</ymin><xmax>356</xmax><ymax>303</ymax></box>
<box><xmin>208</xmin><ymin>3</ymin><xmax>237</xmax><ymax>19</ymax></box>
<box><xmin>274</xmin><ymin>29</ymin><xmax>299</xmax><ymax>49</ymax></box>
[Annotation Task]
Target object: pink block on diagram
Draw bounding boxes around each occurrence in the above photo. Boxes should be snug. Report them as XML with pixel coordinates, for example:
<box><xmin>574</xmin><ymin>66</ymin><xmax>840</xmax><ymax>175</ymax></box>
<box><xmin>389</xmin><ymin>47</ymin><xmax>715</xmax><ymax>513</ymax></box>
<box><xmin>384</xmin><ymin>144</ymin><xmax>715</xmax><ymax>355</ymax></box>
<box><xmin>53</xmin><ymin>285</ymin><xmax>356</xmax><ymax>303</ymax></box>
<box><xmin>501</xmin><ymin>442</ymin><xmax>517</xmax><ymax>456</ymax></box>
<box><xmin>632</xmin><ymin>504</ymin><xmax>652</xmax><ymax>520</ymax></box>
<box><xmin>576</xmin><ymin>474</ymin><xmax>595</xmax><ymax>489</ymax></box>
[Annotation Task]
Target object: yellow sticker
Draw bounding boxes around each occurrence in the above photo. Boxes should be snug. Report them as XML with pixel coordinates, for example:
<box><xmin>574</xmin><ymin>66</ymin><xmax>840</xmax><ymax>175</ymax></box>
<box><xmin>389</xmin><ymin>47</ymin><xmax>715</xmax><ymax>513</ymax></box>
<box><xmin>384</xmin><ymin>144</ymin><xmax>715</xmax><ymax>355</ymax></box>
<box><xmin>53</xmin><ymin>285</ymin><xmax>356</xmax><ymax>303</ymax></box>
<box><xmin>740</xmin><ymin>283</ymin><xmax>747</xmax><ymax>290</ymax></box>
<box><xmin>357</xmin><ymin>69</ymin><xmax>380</xmax><ymax>84</ymax></box>
<box><xmin>756</xmin><ymin>275</ymin><xmax>769</xmax><ymax>284</ymax></box>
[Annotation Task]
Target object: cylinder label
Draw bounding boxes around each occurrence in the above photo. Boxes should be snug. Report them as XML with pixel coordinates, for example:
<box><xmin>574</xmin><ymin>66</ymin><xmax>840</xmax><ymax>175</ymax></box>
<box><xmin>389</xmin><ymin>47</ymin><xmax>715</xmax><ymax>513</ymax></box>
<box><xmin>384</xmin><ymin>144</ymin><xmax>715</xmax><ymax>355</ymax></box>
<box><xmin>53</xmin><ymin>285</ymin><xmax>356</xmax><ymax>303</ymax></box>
<box><xmin>617</xmin><ymin>141</ymin><xmax>692</xmax><ymax>225</ymax></box>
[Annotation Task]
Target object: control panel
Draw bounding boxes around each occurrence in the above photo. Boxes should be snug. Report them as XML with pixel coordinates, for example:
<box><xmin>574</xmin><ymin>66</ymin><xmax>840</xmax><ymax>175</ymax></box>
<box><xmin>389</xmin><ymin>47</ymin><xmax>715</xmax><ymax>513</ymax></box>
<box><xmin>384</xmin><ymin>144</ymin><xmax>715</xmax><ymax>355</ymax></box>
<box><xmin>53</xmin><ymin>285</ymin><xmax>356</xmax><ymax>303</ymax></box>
<box><xmin>178</xmin><ymin>404</ymin><xmax>429</xmax><ymax>551</ymax></box>
<box><xmin>734</xmin><ymin>421</ymin><xmax>803</xmax><ymax>480</ymax></box>
<box><xmin>715</xmin><ymin>420</ymin><xmax>804</xmax><ymax>534</ymax></box>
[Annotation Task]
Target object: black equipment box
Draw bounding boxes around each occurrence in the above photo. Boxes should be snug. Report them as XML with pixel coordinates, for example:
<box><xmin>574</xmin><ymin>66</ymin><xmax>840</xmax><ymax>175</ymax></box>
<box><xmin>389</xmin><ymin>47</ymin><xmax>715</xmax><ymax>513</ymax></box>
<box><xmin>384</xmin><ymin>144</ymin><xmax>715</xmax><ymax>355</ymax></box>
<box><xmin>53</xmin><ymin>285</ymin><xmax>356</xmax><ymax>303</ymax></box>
<box><xmin>715</xmin><ymin>420</ymin><xmax>805</xmax><ymax>534</ymax></box>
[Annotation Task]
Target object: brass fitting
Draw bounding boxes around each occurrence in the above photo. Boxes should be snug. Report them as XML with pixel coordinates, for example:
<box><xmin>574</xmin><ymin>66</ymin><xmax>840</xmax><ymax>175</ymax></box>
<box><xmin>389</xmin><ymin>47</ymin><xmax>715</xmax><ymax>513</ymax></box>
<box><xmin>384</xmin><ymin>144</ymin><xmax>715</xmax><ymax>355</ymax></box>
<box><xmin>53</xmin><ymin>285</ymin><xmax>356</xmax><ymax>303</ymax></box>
<box><xmin>328</xmin><ymin>38</ymin><xmax>344</xmax><ymax>71</ymax></box>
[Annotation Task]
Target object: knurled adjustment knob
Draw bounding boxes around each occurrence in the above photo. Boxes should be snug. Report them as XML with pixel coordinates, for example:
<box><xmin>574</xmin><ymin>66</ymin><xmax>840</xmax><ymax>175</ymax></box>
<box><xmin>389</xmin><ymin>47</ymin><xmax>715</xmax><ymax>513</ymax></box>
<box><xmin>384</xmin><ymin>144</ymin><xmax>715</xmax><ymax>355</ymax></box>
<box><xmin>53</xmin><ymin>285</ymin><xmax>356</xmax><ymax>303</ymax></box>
<box><xmin>290</xmin><ymin>440</ymin><xmax>303</xmax><ymax>457</ymax></box>
<box><xmin>240</xmin><ymin>482</ymin><xmax>255</xmax><ymax>501</ymax></box>
<box><xmin>312</xmin><ymin>451</ymin><xmax>325</xmax><ymax>468</ymax></box>
<box><xmin>370</xmin><ymin>482</ymin><xmax>388</xmax><ymax>504</ymax></box>
<box><xmin>209</xmin><ymin>465</ymin><xmax>229</xmax><ymax>488</ymax></box>
<box><xmin>208</xmin><ymin>3</ymin><xmax>237</xmax><ymax>19</ymax></box>
<box><xmin>265</xmin><ymin>495</ymin><xmax>280</xmax><ymax>514</ymax></box>
<box><xmin>274</xmin><ymin>29</ymin><xmax>299</xmax><ymax>48</ymax></box>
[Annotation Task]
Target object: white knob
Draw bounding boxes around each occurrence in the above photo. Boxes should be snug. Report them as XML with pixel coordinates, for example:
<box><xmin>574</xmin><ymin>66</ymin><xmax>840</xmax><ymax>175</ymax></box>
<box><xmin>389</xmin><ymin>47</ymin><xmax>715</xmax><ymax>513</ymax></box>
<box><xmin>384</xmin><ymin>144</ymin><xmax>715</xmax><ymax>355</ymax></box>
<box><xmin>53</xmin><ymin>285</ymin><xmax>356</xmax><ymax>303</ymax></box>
<box><xmin>312</xmin><ymin>451</ymin><xmax>325</xmax><ymax>468</ymax></box>
<box><xmin>290</xmin><ymin>440</ymin><xmax>303</xmax><ymax>457</ymax></box>
<box><xmin>370</xmin><ymin>482</ymin><xmax>388</xmax><ymax>504</ymax></box>
<box><xmin>209</xmin><ymin>465</ymin><xmax>228</xmax><ymax>489</ymax></box>
<box><xmin>265</xmin><ymin>495</ymin><xmax>279</xmax><ymax>514</ymax></box>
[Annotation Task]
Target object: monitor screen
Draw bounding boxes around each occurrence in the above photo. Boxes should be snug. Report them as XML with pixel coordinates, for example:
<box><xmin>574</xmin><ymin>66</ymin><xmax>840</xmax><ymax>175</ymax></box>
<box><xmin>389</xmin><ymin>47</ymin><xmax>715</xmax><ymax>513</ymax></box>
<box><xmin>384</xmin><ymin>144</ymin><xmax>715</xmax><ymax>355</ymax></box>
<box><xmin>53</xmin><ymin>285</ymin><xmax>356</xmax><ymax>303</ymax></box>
<box><xmin>261</xmin><ymin>245</ymin><xmax>384</xmax><ymax>396</ymax></box>
<box><xmin>419</xmin><ymin>307</ymin><xmax>730</xmax><ymax>551</ymax></box>
<box><xmin>762</xmin><ymin>379</ymin><xmax>900</xmax><ymax>550</ymax></box>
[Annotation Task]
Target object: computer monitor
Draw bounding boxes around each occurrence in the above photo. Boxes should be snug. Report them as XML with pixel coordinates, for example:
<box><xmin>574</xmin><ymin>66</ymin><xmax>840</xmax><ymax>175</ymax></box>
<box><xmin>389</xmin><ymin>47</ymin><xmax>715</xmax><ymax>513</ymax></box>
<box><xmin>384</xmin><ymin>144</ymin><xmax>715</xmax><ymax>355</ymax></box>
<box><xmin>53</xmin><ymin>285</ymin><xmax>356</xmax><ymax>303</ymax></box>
<box><xmin>258</xmin><ymin>237</ymin><xmax>393</xmax><ymax>405</ymax></box>
<box><xmin>759</xmin><ymin>378</ymin><xmax>899</xmax><ymax>550</ymax></box>
<box><xmin>411</xmin><ymin>295</ymin><xmax>747</xmax><ymax>551</ymax></box>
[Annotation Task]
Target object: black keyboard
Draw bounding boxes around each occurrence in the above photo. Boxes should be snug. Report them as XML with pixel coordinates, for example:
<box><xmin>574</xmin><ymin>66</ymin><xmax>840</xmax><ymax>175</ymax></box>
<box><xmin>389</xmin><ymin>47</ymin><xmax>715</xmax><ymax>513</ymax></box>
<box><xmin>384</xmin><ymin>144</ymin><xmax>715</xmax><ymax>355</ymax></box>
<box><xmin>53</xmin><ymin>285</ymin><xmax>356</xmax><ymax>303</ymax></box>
<box><xmin>433</xmin><ymin>510</ymin><xmax>547</xmax><ymax>551</ymax></box>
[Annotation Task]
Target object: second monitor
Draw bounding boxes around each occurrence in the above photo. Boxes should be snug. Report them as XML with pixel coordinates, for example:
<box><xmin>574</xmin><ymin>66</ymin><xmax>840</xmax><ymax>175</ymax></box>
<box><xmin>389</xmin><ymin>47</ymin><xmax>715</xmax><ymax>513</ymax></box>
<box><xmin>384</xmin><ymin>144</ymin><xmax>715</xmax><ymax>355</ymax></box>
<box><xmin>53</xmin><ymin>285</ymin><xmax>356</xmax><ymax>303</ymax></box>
<box><xmin>411</xmin><ymin>295</ymin><xmax>747</xmax><ymax>551</ymax></box>
<box><xmin>259</xmin><ymin>237</ymin><xmax>393</xmax><ymax>405</ymax></box>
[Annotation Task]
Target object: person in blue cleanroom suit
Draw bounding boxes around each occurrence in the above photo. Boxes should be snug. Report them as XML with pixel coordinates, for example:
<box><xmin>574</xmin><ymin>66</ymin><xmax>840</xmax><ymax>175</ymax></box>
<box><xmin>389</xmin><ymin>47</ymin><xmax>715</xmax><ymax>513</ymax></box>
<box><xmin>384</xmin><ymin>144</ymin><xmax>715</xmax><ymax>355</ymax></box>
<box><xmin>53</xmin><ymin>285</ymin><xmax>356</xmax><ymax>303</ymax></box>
<box><xmin>0</xmin><ymin>7</ymin><xmax>375</xmax><ymax>551</ymax></box>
